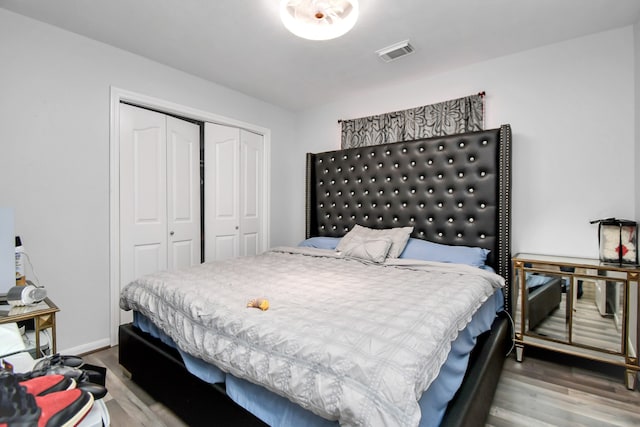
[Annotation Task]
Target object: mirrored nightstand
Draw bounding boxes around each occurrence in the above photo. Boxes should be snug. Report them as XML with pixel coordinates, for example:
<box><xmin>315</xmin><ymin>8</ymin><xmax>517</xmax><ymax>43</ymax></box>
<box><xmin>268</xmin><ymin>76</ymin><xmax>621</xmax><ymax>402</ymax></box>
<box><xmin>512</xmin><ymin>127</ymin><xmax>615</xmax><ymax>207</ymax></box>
<box><xmin>513</xmin><ymin>253</ymin><xmax>639</xmax><ymax>390</ymax></box>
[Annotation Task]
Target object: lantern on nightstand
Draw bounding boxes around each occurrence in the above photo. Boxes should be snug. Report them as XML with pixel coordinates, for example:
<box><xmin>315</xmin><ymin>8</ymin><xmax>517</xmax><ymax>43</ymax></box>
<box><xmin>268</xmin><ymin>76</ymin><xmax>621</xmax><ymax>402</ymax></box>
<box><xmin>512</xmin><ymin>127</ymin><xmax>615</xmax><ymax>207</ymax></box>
<box><xmin>590</xmin><ymin>218</ymin><xmax>638</xmax><ymax>265</ymax></box>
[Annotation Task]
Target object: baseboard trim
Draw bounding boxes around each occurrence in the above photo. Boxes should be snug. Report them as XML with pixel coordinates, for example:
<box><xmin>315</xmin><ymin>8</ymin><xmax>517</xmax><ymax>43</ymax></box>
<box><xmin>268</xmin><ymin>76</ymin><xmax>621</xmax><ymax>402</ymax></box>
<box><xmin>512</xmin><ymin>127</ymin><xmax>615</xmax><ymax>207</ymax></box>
<box><xmin>59</xmin><ymin>338</ymin><xmax>111</xmax><ymax>356</ymax></box>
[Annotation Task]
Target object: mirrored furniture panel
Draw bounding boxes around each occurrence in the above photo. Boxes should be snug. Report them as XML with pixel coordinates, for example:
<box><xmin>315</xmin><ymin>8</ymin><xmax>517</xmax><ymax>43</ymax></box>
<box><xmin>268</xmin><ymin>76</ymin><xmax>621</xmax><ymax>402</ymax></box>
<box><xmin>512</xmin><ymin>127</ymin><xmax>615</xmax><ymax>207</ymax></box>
<box><xmin>513</xmin><ymin>253</ymin><xmax>639</xmax><ymax>390</ymax></box>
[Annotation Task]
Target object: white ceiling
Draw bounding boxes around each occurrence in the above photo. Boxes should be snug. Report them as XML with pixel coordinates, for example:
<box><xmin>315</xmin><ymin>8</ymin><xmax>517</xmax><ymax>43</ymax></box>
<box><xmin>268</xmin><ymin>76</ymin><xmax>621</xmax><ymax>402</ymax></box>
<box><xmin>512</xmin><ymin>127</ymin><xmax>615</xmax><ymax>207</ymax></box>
<box><xmin>2</xmin><ymin>0</ymin><xmax>640</xmax><ymax>111</ymax></box>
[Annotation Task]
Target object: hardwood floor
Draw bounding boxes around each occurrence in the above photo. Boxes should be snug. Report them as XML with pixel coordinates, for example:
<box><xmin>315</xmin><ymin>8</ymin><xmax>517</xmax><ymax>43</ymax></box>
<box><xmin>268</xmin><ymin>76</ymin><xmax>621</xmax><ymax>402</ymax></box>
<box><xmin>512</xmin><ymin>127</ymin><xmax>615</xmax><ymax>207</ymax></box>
<box><xmin>487</xmin><ymin>348</ymin><xmax>640</xmax><ymax>427</ymax></box>
<box><xmin>83</xmin><ymin>345</ymin><xmax>640</xmax><ymax>427</ymax></box>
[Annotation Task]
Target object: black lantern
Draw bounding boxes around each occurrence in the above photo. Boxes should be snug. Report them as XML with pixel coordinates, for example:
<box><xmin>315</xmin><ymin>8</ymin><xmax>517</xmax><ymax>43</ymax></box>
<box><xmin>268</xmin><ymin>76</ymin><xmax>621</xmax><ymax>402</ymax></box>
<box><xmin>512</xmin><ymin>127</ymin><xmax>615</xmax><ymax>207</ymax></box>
<box><xmin>590</xmin><ymin>218</ymin><xmax>638</xmax><ymax>265</ymax></box>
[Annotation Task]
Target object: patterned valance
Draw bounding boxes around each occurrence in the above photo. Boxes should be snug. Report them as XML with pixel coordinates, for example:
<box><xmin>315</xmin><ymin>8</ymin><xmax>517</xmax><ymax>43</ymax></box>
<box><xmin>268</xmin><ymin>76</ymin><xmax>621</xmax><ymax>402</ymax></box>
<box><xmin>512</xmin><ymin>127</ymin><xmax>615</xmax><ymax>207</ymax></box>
<box><xmin>340</xmin><ymin>93</ymin><xmax>484</xmax><ymax>149</ymax></box>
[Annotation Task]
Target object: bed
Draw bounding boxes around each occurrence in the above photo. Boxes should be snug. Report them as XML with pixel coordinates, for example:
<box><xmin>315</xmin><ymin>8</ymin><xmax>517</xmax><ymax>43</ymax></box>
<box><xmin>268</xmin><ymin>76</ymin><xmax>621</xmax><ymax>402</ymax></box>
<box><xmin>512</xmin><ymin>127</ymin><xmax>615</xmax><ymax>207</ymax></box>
<box><xmin>119</xmin><ymin>124</ymin><xmax>513</xmax><ymax>427</ymax></box>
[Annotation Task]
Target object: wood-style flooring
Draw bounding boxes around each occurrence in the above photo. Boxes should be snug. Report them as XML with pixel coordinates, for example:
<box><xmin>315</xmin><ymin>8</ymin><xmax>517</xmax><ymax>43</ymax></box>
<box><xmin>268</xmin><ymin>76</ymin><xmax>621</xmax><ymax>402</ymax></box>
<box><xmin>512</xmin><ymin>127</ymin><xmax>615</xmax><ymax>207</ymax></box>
<box><xmin>82</xmin><ymin>345</ymin><xmax>640</xmax><ymax>427</ymax></box>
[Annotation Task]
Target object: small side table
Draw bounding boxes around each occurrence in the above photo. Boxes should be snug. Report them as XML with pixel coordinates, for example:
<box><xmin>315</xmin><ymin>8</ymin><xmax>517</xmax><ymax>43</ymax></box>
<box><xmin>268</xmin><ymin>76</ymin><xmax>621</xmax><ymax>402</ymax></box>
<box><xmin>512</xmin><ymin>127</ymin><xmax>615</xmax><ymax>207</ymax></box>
<box><xmin>512</xmin><ymin>253</ymin><xmax>639</xmax><ymax>390</ymax></box>
<box><xmin>0</xmin><ymin>298</ymin><xmax>59</xmax><ymax>356</ymax></box>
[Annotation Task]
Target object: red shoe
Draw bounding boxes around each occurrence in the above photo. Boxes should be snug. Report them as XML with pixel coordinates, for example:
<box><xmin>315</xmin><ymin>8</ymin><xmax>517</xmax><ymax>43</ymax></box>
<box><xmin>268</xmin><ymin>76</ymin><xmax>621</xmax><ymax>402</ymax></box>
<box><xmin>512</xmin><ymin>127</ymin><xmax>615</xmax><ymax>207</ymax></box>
<box><xmin>35</xmin><ymin>388</ymin><xmax>94</xmax><ymax>427</ymax></box>
<box><xmin>20</xmin><ymin>374</ymin><xmax>76</xmax><ymax>396</ymax></box>
<box><xmin>0</xmin><ymin>373</ymin><xmax>41</xmax><ymax>426</ymax></box>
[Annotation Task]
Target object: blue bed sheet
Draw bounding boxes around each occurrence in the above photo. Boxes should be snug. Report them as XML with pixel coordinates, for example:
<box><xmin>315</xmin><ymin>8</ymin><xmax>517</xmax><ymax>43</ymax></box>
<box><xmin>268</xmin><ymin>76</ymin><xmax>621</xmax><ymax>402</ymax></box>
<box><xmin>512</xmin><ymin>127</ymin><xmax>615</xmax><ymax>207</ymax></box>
<box><xmin>133</xmin><ymin>290</ymin><xmax>504</xmax><ymax>427</ymax></box>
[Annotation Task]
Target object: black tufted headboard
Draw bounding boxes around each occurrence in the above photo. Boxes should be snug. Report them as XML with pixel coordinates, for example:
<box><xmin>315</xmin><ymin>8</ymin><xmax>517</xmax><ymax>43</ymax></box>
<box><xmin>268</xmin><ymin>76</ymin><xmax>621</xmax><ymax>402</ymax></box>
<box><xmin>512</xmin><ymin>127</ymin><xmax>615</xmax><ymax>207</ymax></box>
<box><xmin>305</xmin><ymin>125</ymin><xmax>512</xmax><ymax>312</ymax></box>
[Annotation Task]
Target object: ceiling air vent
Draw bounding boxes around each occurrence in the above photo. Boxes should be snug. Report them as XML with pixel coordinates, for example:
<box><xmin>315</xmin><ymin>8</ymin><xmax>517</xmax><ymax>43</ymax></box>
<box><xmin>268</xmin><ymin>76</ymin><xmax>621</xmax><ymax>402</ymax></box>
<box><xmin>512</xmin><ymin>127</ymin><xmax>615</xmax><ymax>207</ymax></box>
<box><xmin>376</xmin><ymin>40</ymin><xmax>414</xmax><ymax>62</ymax></box>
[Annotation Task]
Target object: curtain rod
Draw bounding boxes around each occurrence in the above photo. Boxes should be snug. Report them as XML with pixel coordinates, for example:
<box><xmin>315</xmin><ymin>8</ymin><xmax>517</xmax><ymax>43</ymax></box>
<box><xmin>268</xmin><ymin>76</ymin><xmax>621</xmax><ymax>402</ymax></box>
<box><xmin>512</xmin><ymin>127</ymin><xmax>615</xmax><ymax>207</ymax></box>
<box><xmin>338</xmin><ymin>91</ymin><xmax>486</xmax><ymax>123</ymax></box>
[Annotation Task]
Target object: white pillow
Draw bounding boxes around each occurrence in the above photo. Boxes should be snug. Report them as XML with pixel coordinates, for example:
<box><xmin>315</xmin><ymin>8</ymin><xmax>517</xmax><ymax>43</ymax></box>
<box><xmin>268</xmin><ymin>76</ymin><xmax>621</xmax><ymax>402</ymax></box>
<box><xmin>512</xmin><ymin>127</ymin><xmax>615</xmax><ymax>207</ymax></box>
<box><xmin>337</xmin><ymin>225</ymin><xmax>414</xmax><ymax>259</ymax></box>
<box><xmin>339</xmin><ymin>236</ymin><xmax>393</xmax><ymax>263</ymax></box>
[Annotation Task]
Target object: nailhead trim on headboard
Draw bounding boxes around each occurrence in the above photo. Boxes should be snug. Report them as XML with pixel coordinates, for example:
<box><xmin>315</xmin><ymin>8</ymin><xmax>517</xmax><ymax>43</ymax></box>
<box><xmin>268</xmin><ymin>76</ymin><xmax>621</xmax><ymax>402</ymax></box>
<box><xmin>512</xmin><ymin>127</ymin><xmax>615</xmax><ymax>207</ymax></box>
<box><xmin>306</xmin><ymin>125</ymin><xmax>512</xmax><ymax>313</ymax></box>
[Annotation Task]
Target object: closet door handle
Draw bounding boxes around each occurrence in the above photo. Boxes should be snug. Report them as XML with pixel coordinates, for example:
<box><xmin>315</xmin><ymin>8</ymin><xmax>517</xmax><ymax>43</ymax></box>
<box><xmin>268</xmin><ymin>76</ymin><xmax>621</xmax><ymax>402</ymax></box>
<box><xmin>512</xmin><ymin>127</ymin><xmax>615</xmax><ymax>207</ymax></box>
<box><xmin>170</xmin><ymin>231</ymin><xmax>175</xmax><ymax>236</ymax></box>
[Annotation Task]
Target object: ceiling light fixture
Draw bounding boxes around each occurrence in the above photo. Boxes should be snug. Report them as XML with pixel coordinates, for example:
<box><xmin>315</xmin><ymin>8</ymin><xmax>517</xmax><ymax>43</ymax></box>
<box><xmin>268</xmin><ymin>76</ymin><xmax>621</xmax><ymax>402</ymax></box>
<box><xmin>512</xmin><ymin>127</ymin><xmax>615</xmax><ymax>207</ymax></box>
<box><xmin>280</xmin><ymin>0</ymin><xmax>359</xmax><ymax>41</ymax></box>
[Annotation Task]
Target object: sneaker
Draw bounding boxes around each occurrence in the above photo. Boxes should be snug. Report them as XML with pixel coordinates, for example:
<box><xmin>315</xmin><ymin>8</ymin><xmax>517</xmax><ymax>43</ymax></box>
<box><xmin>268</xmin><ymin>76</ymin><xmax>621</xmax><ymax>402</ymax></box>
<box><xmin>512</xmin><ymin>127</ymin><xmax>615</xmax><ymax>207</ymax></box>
<box><xmin>30</xmin><ymin>364</ymin><xmax>88</xmax><ymax>384</ymax></box>
<box><xmin>0</xmin><ymin>373</ymin><xmax>41</xmax><ymax>426</ymax></box>
<box><xmin>32</xmin><ymin>354</ymin><xmax>84</xmax><ymax>372</ymax></box>
<box><xmin>76</xmin><ymin>382</ymin><xmax>107</xmax><ymax>400</ymax></box>
<box><xmin>35</xmin><ymin>388</ymin><xmax>94</xmax><ymax>427</ymax></box>
<box><xmin>30</xmin><ymin>358</ymin><xmax>104</xmax><ymax>387</ymax></box>
<box><xmin>20</xmin><ymin>374</ymin><xmax>76</xmax><ymax>396</ymax></box>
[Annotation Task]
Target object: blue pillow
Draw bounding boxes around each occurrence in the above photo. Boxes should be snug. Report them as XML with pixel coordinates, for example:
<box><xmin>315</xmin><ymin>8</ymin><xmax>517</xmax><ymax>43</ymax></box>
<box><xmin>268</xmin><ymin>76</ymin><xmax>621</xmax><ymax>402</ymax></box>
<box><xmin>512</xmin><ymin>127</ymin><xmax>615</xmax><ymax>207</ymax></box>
<box><xmin>298</xmin><ymin>237</ymin><xmax>341</xmax><ymax>250</ymax></box>
<box><xmin>399</xmin><ymin>238</ymin><xmax>490</xmax><ymax>267</ymax></box>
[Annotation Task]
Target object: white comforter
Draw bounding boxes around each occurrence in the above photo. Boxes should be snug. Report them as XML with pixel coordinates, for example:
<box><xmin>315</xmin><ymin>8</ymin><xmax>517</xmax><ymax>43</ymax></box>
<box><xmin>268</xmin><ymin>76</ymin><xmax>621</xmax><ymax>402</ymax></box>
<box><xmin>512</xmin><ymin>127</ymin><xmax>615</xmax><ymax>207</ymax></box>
<box><xmin>120</xmin><ymin>247</ymin><xmax>504</xmax><ymax>427</ymax></box>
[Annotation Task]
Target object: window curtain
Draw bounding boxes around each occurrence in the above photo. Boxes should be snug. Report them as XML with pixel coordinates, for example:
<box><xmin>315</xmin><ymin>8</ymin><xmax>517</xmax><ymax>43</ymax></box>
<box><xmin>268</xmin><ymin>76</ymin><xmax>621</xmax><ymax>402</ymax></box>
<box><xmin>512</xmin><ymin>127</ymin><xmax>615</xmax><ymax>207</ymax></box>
<box><xmin>340</xmin><ymin>93</ymin><xmax>484</xmax><ymax>149</ymax></box>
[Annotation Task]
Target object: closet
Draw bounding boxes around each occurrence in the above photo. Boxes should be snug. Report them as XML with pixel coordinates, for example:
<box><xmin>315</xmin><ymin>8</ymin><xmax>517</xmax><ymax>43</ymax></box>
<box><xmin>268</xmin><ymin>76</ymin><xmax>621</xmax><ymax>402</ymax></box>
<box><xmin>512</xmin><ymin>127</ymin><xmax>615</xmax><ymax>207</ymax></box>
<box><xmin>204</xmin><ymin>123</ymin><xmax>264</xmax><ymax>261</ymax></box>
<box><xmin>116</xmin><ymin>104</ymin><xmax>267</xmax><ymax>327</ymax></box>
<box><xmin>111</xmin><ymin>91</ymin><xmax>271</xmax><ymax>342</ymax></box>
<box><xmin>119</xmin><ymin>104</ymin><xmax>201</xmax><ymax>324</ymax></box>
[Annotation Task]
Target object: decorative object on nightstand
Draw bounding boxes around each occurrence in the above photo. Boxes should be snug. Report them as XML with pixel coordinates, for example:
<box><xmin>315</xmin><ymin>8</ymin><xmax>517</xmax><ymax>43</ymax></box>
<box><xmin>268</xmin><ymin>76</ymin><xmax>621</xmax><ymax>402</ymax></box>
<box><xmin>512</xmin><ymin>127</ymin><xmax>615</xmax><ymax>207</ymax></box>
<box><xmin>513</xmin><ymin>253</ymin><xmax>639</xmax><ymax>390</ymax></box>
<box><xmin>6</xmin><ymin>282</ymin><xmax>47</xmax><ymax>306</ymax></box>
<box><xmin>590</xmin><ymin>218</ymin><xmax>638</xmax><ymax>265</ymax></box>
<box><xmin>14</xmin><ymin>236</ymin><xmax>26</xmax><ymax>285</ymax></box>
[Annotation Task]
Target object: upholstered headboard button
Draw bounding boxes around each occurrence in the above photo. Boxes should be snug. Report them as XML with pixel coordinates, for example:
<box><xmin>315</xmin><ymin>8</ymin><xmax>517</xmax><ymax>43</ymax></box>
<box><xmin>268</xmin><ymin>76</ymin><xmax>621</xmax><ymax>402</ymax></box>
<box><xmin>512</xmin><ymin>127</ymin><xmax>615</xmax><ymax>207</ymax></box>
<box><xmin>306</xmin><ymin>125</ymin><xmax>511</xmax><ymax>291</ymax></box>
<box><xmin>311</xmin><ymin>137</ymin><xmax>495</xmax><ymax>233</ymax></box>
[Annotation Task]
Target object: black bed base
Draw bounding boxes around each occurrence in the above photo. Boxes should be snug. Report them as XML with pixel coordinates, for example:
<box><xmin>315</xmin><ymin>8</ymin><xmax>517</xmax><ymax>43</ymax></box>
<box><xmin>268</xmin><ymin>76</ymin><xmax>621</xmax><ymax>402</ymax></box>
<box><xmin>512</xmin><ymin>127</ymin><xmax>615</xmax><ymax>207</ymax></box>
<box><xmin>118</xmin><ymin>325</ymin><xmax>266</xmax><ymax>426</ymax></box>
<box><xmin>119</xmin><ymin>315</ymin><xmax>510</xmax><ymax>427</ymax></box>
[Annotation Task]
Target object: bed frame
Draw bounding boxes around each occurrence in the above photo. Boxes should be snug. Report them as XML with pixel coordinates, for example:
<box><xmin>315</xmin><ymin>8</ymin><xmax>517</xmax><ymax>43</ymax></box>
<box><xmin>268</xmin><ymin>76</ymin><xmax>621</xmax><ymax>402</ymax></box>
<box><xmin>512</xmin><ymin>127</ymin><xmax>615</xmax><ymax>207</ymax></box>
<box><xmin>119</xmin><ymin>124</ymin><xmax>513</xmax><ymax>426</ymax></box>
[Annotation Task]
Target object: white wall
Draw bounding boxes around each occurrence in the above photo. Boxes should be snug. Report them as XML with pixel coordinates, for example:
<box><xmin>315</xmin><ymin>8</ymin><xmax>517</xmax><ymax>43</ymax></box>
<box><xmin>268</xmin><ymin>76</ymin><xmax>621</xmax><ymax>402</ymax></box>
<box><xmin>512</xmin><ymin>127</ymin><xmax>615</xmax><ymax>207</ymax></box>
<box><xmin>635</xmin><ymin>21</ymin><xmax>640</xmax><ymax>225</ymax></box>
<box><xmin>295</xmin><ymin>27</ymin><xmax>635</xmax><ymax>259</ymax></box>
<box><xmin>0</xmin><ymin>9</ymin><xmax>298</xmax><ymax>353</ymax></box>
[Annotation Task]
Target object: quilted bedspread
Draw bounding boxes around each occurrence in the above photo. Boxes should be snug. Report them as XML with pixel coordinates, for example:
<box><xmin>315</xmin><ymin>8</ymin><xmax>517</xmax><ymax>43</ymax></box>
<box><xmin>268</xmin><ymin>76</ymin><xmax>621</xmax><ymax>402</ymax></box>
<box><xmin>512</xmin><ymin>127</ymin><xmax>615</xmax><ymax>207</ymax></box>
<box><xmin>120</xmin><ymin>247</ymin><xmax>504</xmax><ymax>427</ymax></box>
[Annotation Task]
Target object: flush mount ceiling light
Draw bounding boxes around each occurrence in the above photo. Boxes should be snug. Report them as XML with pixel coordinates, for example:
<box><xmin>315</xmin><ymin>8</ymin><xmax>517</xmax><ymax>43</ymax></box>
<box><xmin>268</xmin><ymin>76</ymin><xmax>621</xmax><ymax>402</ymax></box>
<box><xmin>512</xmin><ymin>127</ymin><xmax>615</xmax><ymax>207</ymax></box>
<box><xmin>280</xmin><ymin>0</ymin><xmax>359</xmax><ymax>41</ymax></box>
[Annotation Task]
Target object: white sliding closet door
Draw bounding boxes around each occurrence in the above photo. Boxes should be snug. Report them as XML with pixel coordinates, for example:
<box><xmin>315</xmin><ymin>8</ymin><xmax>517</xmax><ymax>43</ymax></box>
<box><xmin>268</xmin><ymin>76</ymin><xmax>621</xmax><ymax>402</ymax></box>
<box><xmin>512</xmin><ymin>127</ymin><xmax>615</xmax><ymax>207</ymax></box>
<box><xmin>204</xmin><ymin>123</ymin><xmax>263</xmax><ymax>261</ymax></box>
<box><xmin>239</xmin><ymin>130</ymin><xmax>263</xmax><ymax>257</ymax></box>
<box><xmin>166</xmin><ymin>116</ymin><xmax>201</xmax><ymax>270</ymax></box>
<box><xmin>119</xmin><ymin>104</ymin><xmax>200</xmax><ymax>324</ymax></box>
